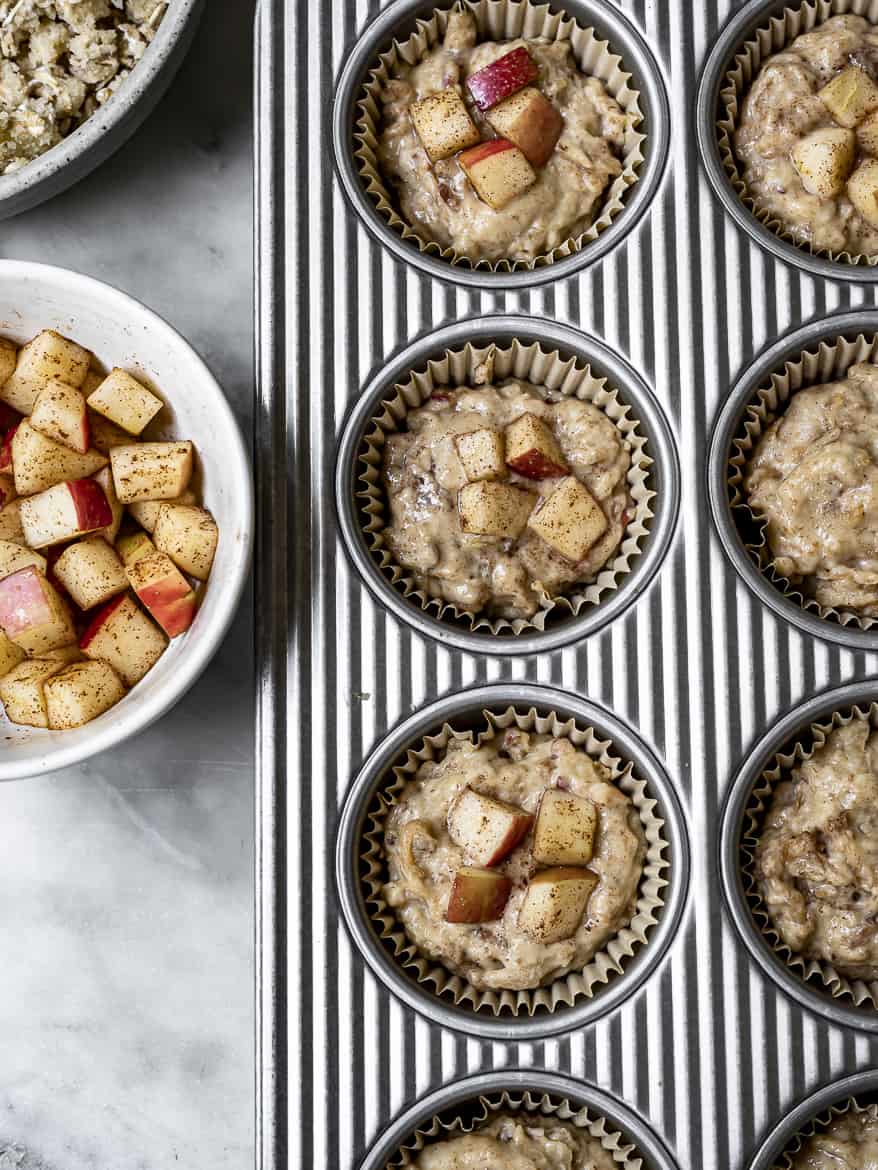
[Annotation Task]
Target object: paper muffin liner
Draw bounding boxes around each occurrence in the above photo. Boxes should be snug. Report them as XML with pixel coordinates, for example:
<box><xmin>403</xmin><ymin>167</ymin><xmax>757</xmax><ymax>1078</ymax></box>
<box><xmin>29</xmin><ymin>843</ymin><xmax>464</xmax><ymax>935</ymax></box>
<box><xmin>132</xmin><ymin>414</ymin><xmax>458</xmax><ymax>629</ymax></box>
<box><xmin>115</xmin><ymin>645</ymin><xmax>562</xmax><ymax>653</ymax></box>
<box><xmin>360</xmin><ymin>703</ymin><xmax>670</xmax><ymax>1019</ymax></box>
<box><xmin>358</xmin><ymin>337</ymin><xmax>655</xmax><ymax>637</ymax></box>
<box><xmin>740</xmin><ymin>702</ymin><xmax>878</xmax><ymax>1010</ymax></box>
<box><xmin>716</xmin><ymin>0</ymin><xmax>878</xmax><ymax>268</ymax></box>
<box><xmin>386</xmin><ymin>1085</ymin><xmax>643</xmax><ymax>1169</ymax></box>
<box><xmin>728</xmin><ymin>330</ymin><xmax>878</xmax><ymax>632</ymax></box>
<box><xmin>774</xmin><ymin>1094</ymin><xmax>878</xmax><ymax>1170</ymax></box>
<box><xmin>353</xmin><ymin>0</ymin><xmax>646</xmax><ymax>272</ymax></box>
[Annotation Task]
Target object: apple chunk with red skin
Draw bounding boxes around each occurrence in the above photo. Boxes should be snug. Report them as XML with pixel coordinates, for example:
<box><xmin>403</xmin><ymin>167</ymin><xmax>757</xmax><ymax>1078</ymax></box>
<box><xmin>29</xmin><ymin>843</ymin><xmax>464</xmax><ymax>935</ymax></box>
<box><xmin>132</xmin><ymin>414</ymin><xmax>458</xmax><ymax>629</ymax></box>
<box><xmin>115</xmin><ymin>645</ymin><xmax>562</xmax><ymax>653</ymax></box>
<box><xmin>458</xmin><ymin>139</ymin><xmax>536</xmax><ymax>210</ymax></box>
<box><xmin>11</xmin><ymin>420</ymin><xmax>107</xmax><ymax>496</ymax></box>
<box><xmin>80</xmin><ymin>593</ymin><xmax>167</xmax><ymax>686</ymax></box>
<box><xmin>447</xmin><ymin>786</ymin><xmax>534</xmax><ymax>866</ymax></box>
<box><xmin>0</xmin><ymin>565</ymin><xmax>75</xmax><ymax>655</ymax></box>
<box><xmin>532</xmin><ymin>788</ymin><xmax>598</xmax><ymax>866</ymax></box>
<box><xmin>518</xmin><ymin>865</ymin><xmax>598</xmax><ymax>943</ymax></box>
<box><xmin>445</xmin><ymin>867</ymin><xmax>512</xmax><ymax>924</ymax></box>
<box><xmin>19</xmin><ymin>479</ymin><xmax>113</xmax><ymax>549</ymax></box>
<box><xmin>487</xmin><ymin>87</ymin><xmax>563</xmax><ymax>168</ymax></box>
<box><xmin>505</xmin><ymin>413</ymin><xmax>568</xmax><ymax>479</ymax></box>
<box><xmin>126</xmin><ymin>550</ymin><xmax>197</xmax><ymax>638</ymax></box>
<box><xmin>466</xmin><ymin>46</ymin><xmax>538</xmax><ymax>111</ymax></box>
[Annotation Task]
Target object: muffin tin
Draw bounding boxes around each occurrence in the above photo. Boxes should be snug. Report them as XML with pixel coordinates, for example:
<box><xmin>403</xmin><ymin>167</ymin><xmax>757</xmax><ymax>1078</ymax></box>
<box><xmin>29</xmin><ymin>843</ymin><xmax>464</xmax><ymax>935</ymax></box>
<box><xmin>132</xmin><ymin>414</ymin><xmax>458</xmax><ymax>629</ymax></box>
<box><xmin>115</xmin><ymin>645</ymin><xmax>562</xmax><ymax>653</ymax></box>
<box><xmin>255</xmin><ymin>1</ymin><xmax>878</xmax><ymax>1169</ymax></box>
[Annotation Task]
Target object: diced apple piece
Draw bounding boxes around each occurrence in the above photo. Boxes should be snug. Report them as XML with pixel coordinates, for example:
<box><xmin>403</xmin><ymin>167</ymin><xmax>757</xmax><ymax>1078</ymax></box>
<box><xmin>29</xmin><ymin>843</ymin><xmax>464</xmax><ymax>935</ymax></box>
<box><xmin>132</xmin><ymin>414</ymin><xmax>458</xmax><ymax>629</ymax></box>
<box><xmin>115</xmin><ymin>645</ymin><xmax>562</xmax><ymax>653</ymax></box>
<box><xmin>848</xmin><ymin>158</ymin><xmax>878</xmax><ymax>227</ymax></box>
<box><xmin>819</xmin><ymin>65</ymin><xmax>878</xmax><ymax>128</ymax></box>
<box><xmin>53</xmin><ymin>537</ymin><xmax>128</xmax><ymax>610</ymax></box>
<box><xmin>527</xmin><ymin>476</ymin><xmax>608</xmax><ymax>562</ymax></box>
<box><xmin>0</xmin><ymin>338</ymin><xmax>17</xmax><ymax>387</ymax></box>
<box><xmin>409</xmin><ymin>88</ymin><xmax>480</xmax><ymax>163</ymax></box>
<box><xmin>0</xmin><ymin>539</ymin><xmax>46</xmax><ymax>581</ymax></box>
<box><xmin>44</xmin><ymin>659</ymin><xmax>126</xmax><ymax>730</ymax></box>
<box><xmin>93</xmin><ymin>466</ymin><xmax>123</xmax><ymax>544</ymax></box>
<box><xmin>40</xmin><ymin>643</ymin><xmax>84</xmax><ymax>664</ymax></box>
<box><xmin>0</xmin><ymin>499</ymin><xmax>24</xmax><ymax>544</ymax></box>
<box><xmin>791</xmin><ymin>127</ymin><xmax>855</xmax><ymax>198</ymax></box>
<box><xmin>466</xmin><ymin>47</ymin><xmax>539</xmax><ymax>111</ymax></box>
<box><xmin>0</xmin><ymin>330</ymin><xmax>90</xmax><ymax>415</ymax></box>
<box><xmin>87</xmin><ymin>368</ymin><xmax>163</xmax><ymax>437</ymax></box>
<box><xmin>486</xmin><ymin>86</ymin><xmax>563</xmax><ymax>168</ymax></box>
<box><xmin>153</xmin><ymin>503</ymin><xmax>217</xmax><ymax>581</ymax></box>
<box><xmin>858</xmin><ymin>108</ymin><xmax>878</xmax><ymax>155</ymax></box>
<box><xmin>447</xmin><ymin>786</ymin><xmax>534</xmax><ymax>866</ymax></box>
<box><xmin>518</xmin><ymin>866</ymin><xmax>598</xmax><ymax>943</ymax></box>
<box><xmin>0</xmin><ymin>658</ymin><xmax>64</xmax><ymax>728</ymax></box>
<box><xmin>458</xmin><ymin>138</ymin><xmax>536</xmax><ymax>209</ymax></box>
<box><xmin>458</xmin><ymin>480</ymin><xmax>535</xmax><ymax>538</ymax></box>
<box><xmin>12</xmin><ymin>420</ymin><xmax>107</xmax><ymax>496</ymax></box>
<box><xmin>20</xmin><ymin>479</ymin><xmax>113</xmax><ymax>549</ymax></box>
<box><xmin>116</xmin><ymin>529</ymin><xmax>156</xmax><ymax>567</ymax></box>
<box><xmin>0</xmin><ymin>630</ymin><xmax>25</xmax><ymax>679</ymax></box>
<box><xmin>80</xmin><ymin>593</ymin><xmax>167</xmax><ymax>686</ymax></box>
<box><xmin>30</xmin><ymin>379</ymin><xmax>90</xmax><ymax>454</ymax></box>
<box><xmin>0</xmin><ymin>566</ymin><xmax>75</xmax><ymax>655</ymax></box>
<box><xmin>0</xmin><ymin>473</ymin><xmax>14</xmax><ymax>510</ymax></box>
<box><xmin>532</xmin><ymin>788</ymin><xmax>598</xmax><ymax>866</ymax></box>
<box><xmin>126</xmin><ymin>551</ymin><xmax>197</xmax><ymax>637</ymax></box>
<box><xmin>87</xmin><ymin>408</ymin><xmax>135</xmax><ymax>456</ymax></box>
<box><xmin>505</xmin><ymin>413</ymin><xmax>568</xmax><ymax>478</ymax></box>
<box><xmin>445</xmin><ymin>867</ymin><xmax>512</xmax><ymax>924</ymax></box>
<box><xmin>127</xmin><ymin>489</ymin><xmax>196</xmax><ymax>534</ymax></box>
<box><xmin>454</xmin><ymin>428</ymin><xmax>505</xmax><ymax>482</ymax></box>
<box><xmin>110</xmin><ymin>441</ymin><xmax>193</xmax><ymax>504</ymax></box>
<box><xmin>0</xmin><ymin>424</ymin><xmax>16</xmax><ymax>473</ymax></box>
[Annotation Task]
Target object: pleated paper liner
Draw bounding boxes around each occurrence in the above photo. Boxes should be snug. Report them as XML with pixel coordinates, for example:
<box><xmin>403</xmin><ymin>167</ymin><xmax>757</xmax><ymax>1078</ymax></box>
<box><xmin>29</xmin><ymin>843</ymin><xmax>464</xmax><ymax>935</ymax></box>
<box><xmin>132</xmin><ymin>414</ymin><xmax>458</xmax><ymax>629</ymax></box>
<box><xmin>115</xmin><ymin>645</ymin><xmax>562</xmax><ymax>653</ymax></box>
<box><xmin>359</xmin><ymin>704</ymin><xmax>670</xmax><ymax>1019</ymax></box>
<box><xmin>716</xmin><ymin>0</ymin><xmax>878</xmax><ymax>269</ymax></box>
<box><xmin>358</xmin><ymin>337</ymin><xmax>654</xmax><ymax>638</ymax></box>
<box><xmin>386</xmin><ymin>1086</ymin><xmax>643</xmax><ymax>1170</ymax></box>
<box><xmin>740</xmin><ymin>702</ymin><xmax>878</xmax><ymax>1011</ymax></box>
<box><xmin>728</xmin><ymin>331</ymin><xmax>878</xmax><ymax>633</ymax></box>
<box><xmin>774</xmin><ymin>1095</ymin><xmax>878</xmax><ymax>1170</ymax></box>
<box><xmin>354</xmin><ymin>0</ymin><xmax>646</xmax><ymax>272</ymax></box>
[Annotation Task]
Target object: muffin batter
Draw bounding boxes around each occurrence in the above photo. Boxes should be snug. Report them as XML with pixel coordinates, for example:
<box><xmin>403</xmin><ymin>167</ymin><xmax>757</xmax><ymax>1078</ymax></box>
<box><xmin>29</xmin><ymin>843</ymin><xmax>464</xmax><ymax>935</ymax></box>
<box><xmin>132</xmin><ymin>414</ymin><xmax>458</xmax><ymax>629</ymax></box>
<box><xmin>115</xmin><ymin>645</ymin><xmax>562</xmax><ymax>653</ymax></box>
<box><xmin>789</xmin><ymin>1109</ymin><xmax>878</xmax><ymax>1170</ymax></box>
<box><xmin>413</xmin><ymin>1113</ymin><xmax>619</xmax><ymax>1170</ymax></box>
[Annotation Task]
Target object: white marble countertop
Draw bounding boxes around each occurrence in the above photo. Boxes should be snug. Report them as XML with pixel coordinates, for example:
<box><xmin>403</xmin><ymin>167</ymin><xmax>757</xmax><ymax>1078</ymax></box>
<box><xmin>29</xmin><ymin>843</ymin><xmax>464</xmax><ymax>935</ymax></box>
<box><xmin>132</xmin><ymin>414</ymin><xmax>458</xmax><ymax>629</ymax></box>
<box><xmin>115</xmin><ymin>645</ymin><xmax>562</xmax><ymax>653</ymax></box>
<box><xmin>0</xmin><ymin>4</ymin><xmax>256</xmax><ymax>1167</ymax></box>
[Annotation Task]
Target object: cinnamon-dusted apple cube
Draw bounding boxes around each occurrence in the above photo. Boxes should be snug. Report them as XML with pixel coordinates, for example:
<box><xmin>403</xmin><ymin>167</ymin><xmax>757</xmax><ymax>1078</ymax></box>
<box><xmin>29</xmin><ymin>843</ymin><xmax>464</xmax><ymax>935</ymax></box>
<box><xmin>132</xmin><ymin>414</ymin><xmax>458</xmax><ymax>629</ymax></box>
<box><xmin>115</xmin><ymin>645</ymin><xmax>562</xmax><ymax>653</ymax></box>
<box><xmin>447</xmin><ymin>786</ymin><xmax>534</xmax><ymax>866</ymax></box>
<box><xmin>848</xmin><ymin>158</ymin><xmax>878</xmax><ymax>227</ymax></box>
<box><xmin>486</xmin><ymin>86</ymin><xmax>563</xmax><ymax>168</ymax></box>
<box><xmin>0</xmin><ymin>500</ymin><xmax>24</xmax><ymax>544</ymax></box>
<box><xmin>127</xmin><ymin>551</ymin><xmax>197</xmax><ymax>637</ymax></box>
<box><xmin>532</xmin><ymin>788</ymin><xmax>598</xmax><ymax>867</ymax></box>
<box><xmin>791</xmin><ymin>127</ymin><xmax>855</xmax><ymax>198</ymax></box>
<box><xmin>93</xmin><ymin>466</ymin><xmax>123</xmax><ymax>544</ymax></box>
<box><xmin>0</xmin><ymin>338</ymin><xmax>17</xmax><ymax>387</ymax></box>
<box><xmin>518</xmin><ymin>866</ymin><xmax>598</xmax><ymax>943</ymax></box>
<box><xmin>0</xmin><ymin>539</ymin><xmax>47</xmax><ymax>581</ymax></box>
<box><xmin>0</xmin><ymin>566</ymin><xmax>75</xmax><ymax>655</ymax></box>
<box><xmin>0</xmin><ymin>658</ymin><xmax>65</xmax><ymax>728</ymax></box>
<box><xmin>153</xmin><ymin>503</ymin><xmax>218</xmax><ymax>580</ymax></box>
<box><xmin>53</xmin><ymin>537</ymin><xmax>128</xmax><ymax>610</ymax></box>
<box><xmin>858</xmin><ymin>108</ymin><xmax>878</xmax><ymax>155</ymax></box>
<box><xmin>127</xmin><ymin>489</ymin><xmax>196</xmax><ymax>534</ymax></box>
<box><xmin>12</xmin><ymin>421</ymin><xmax>107</xmax><ymax>496</ymax></box>
<box><xmin>44</xmin><ymin>659</ymin><xmax>126</xmax><ymax>730</ymax></box>
<box><xmin>0</xmin><ymin>330</ymin><xmax>90</xmax><ymax>415</ymax></box>
<box><xmin>0</xmin><ymin>473</ymin><xmax>14</xmax><ymax>510</ymax></box>
<box><xmin>30</xmin><ymin>380</ymin><xmax>90</xmax><ymax>454</ymax></box>
<box><xmin>527</xmin><ymin>476</ymin><xmax>608</xmax><ymax>562</ymax></box>
<box><xmin>458</xmin><ymin>480</ymin><xmax>535</xmax><ymax>538</ymax></box>
<box><xmin>87</xmin><ymin>368</ymin><xmax>163</xmax><ymax>437</ymax></box>
<box><xmin>20</xmin><ymin>479</ymin><xmax>113</xmax><ymax>549</ymax></box>
<box><xmin>409</xmin><ymin>88</ymin><xmax>480</xmax><ymax>163</ymax></box>
<box><xmin>445</xmin><ymin>867</ymin><xmax>512</xmax><ymax>924</ymax></box>
<box><xmin>87</xmin><ymin>408</ymin><xmax>135</xmax><ymax>456</ymax></box>
<box><xmin>819</xmin><ymin>65</ymin><xmax>878</xmax><ymax>128</ymax></box>
<box><xmin>116</xmin><ymin>529</ymin><xmax>156</xmax><ymax>567</ymax></box>
<box><xmin>458</xmin><ymin>138</ymin><xmax>536</xmax><ymax>209</ymax></box>
<box><xmin>466</xmin><ymin>46</ymin><xmax>538</xmax><ymax>111</ymax></box>
<box><xmin>0</xmin><ymin>630</ymin><xmax>25</xmax><ymax>679</ymax></box>
<box><xmin>79</xmin><ymin>593</ymin><xmax>168</xmax><ymax>686</ymax></box>
<box><xmin>454</xmin><ymin>428</ymin><xmax>505</xmax><ymax>482</ymax></box>
<box><xmin>505</xmin><ymin>413</ymin><xmax>568</xmax><ymax>479</ymax></box>
<box><xmin>110</xmin><ymin>441</ymin><xmax>193</xmax><ymax>504</ymax></box>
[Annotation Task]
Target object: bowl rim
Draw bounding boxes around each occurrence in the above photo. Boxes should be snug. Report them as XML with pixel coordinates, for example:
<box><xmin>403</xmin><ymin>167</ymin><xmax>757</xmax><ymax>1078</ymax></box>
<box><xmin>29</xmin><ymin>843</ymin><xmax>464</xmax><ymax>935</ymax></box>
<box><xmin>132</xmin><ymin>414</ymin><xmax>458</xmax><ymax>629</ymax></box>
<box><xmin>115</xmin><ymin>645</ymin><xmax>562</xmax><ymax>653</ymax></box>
<box><xmin>0</xmin><ymin>259</ymin><xmax>253</xmax><ymax>782</ymax></box>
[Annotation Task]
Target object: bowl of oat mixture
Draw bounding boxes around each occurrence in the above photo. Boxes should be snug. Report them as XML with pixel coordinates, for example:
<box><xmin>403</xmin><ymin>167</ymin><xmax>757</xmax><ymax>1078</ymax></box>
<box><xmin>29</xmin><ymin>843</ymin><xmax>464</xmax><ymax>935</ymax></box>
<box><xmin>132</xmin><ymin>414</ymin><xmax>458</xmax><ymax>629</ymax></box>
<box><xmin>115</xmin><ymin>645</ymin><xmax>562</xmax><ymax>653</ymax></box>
<box><xmin>0</xmin><ymin>0</ymin><xmax>204</xmax><ymax>219</ymax></box>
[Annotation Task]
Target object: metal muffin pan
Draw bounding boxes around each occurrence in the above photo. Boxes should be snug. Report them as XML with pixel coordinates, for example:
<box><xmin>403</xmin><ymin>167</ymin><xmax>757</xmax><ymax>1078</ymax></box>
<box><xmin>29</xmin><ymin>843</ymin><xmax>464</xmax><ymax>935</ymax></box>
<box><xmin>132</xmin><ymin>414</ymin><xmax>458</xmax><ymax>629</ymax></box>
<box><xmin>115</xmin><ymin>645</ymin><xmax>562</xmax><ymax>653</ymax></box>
<box><xmin>356</xmin><ymin>1070</ymin><xmax>681</xmax><ymax>1170</ymax></box>
<box><xmin>335</xmin><ymin>315</ymin><xmax>681</xmax><ymax>656</ymax></box>
<box><xmin>331</xmin><ymin>0</ymin><xmax>670</xmax><ymax>290</ymax></box>
<box><xmin>335</xmin><ymin>683</ymin><xmax>691</xmax><ymax>1041</ymax></box>
<box><xmin>708</xmin><ymin>310</ymin><xmax>878</xmax><ymax>652</ymax></box>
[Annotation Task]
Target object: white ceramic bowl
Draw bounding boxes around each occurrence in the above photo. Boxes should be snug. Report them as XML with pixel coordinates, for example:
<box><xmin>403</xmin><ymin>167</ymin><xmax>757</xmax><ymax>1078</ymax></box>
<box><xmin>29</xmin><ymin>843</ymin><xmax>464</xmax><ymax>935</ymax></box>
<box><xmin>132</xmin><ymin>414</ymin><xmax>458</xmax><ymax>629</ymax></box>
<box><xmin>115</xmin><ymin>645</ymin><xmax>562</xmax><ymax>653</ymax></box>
<box><xmin>0</xmin><ymin>260</ymin><xmax>252</xmax><ymax>780</ymax></box>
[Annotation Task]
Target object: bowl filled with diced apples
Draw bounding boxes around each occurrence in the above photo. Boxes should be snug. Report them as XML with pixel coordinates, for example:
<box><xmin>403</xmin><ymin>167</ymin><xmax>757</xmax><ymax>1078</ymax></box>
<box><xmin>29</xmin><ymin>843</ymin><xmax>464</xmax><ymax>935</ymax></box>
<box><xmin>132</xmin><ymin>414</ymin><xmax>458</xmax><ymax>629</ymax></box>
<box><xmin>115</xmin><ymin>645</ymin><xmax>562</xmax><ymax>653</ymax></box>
<box><xmin>0</xmin><ymin>261</ymin><xmax>252</xmax><ymax>780</ymax></box>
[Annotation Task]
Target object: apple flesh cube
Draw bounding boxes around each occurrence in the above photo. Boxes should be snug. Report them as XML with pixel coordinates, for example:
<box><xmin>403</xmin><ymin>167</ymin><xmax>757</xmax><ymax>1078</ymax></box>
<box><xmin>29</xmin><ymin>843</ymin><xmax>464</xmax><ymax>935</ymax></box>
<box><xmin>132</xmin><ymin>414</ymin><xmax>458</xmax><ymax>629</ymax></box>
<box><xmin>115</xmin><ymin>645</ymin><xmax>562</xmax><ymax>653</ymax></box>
<box><xmin>110</xmin><ymin>441</ymin><xmax>193</xmax><ymax>504</ymax></box>
<box><xmin>53</xmin><ymin>536</ymin><xmax>128</xmax><ymax>610</ymax></box>
<box><xmin>527</xmin><ymin>476</ymin><xmax>608</xmax><ymax>562</ymax></box>
<box><xmin>458</xmin><ymin>480</ymin><xmax>535</xmax><ymax>538</ymax></box>
<box><xmin>127</xmin><ymin>550</ymin><xmax>197</xmax><ymax>637</ymax></box>
<box><xmin>0</xmin><ymin>658</ymin><xmax>65</xmax><ymax>728</ymax></box>
<box><xmin>0</xmin><ymin>338</ymin><xmax>17</xmax><ymax>387</ymax></box>
<box><xmin>0</xmin><ymin>539</ymin><xmax>47</xmax><ymax>581</ymax></box>
<box><xmin>153</xmin><ymin>503</ymin><xmax>218</xmax><ymax>580</ymax></box>
<box><xmin>458</xmin><ymin>138</ymin><xmax>536</xmax><ymax>209</ymax></box>
<box><xmin>532</xmin><ymin>788</ymin><xmax>598</xmax><ymax>866</ymax></box>
<box><xmin>30</xmin><ymin>379</ymin><xmax>90</xmax><ymax>454</ymax></box>
<box><xmin>20</xmin><ymin>479</ymin><xmax>113</xmax><ymax>549</ymax></box>
<box><xmin>116</xmin><ymin>529</ymin><xmax>156</xmax><ymax>567</ymax></box>
<box><xmin>44</xmin><ymin>659</ymin><xmax>126</xmax><ymax>730</ymax></box>
<box><xmin>80</xmin><ymin>593</ymin><xmax>167</xmax><ymax>686</ymax></box>
<box><xmin>0</xmin><ymin>500</ymin><xmax>24</xmax><ymax>544</ymax></box>
<box><xmin>127</xmin><ymin>489</ymin><xmax>196</xmax><ymax>534</ymax></box>
<box><xmin>409</xmin><ymin>89</ymin><xmax>480</xmax><ymax>163</ymax></box>
<box><xmin>819</xmin><ymin>65</ymin><xmax>878</xmax><ymax>128</ymax></box>
<box><xmin>454</xmin><ymin>428</ymin><xmax>505</xmax><ymax>482</ymax></box>
<box><xmin>505</xmin><ymin>413</ymin><xmax>568</xmax><ymax>478</ymax></box>
<box><xmin>0</xmin><ymin>630</ymin><xmax>25</xmax><ymax>678</ymax></box>
<box><xmin>88</xmin><ymin>408</ymin><xmax>135</xmax><ymax>456</ymax></box>
<box><xmin>466</xmin><ymin>46</ymin><xmax>538</xmax><ymax>111</ymax></box>
<box><xmin>0</xmin><ymin>566</ymin><xmax>75</xmax><ymax>655</ymax></box>
<box><xmin>0</xmin><ymin>473</ymin><xmax>15</xmax><ymax>510</ymax></box>
<box><xmin>848</xmin><ymin>158</ymin><xmax>878</xmax><ymax>227</ymax></box>
<box><xmin>518</xmin><ymin>866</ymin><xmax>598</xmax><ymax>943</ymax></box>
<box><xmin>87</xmin><ymin>368</ymin><xmax>163</xmax><ymax>437</ymax></box>
<box><xmin>12</xmin><ymin>420</ymin><xmax>107</xmax><ymax>496</ymax></box>
<box><xmin>486</xmin><ymin>87</ymin><xmax>563</xmax><ymax>168</ymax></box>
<box><xmin>791</xmin><ymin>127</ymin><xmax>855</xmax><ymax>197</ymax></box>
<box><xmin>446</xmin><ymin>786</ymin><xmax>534</xmax><ymax>866</ymax></box>
<box><xmin>445</xmin><ymin>867</ymin><xmax>512</xmax><ymax>924</ymax></box>
<box><xmin>92</xmin><ymin>466</ymin><xmax>123</xmax><ymax>544</ymax></box>
<box><xmin>0</xmin><ymin>330</ymin><xmax>90</xmax><ymax>415</ymax></box>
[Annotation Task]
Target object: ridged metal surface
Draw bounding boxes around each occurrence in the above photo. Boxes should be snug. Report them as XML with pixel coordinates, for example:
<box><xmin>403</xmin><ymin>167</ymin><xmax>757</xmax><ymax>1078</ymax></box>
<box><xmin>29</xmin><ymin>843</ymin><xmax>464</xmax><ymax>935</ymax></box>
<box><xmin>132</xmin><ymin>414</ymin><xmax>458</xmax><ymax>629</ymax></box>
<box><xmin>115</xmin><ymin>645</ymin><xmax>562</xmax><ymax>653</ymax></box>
<box><xmin>255</xmin><ymin>2</ymin><xmax>878</xmax><ymax>1169</ymax></box>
